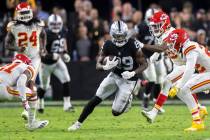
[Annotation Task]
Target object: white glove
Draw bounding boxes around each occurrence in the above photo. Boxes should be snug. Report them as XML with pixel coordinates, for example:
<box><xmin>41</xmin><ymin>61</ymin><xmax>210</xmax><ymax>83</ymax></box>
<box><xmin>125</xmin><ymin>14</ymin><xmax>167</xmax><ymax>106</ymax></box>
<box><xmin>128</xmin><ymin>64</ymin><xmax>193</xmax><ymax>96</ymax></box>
<box><xmin>63</xmin><ymin>53</ymin><xmax>71</xmax><ymax>62</ymax></box>
<box><xmin>150</xmin><ymin>52</ymin><xmax>160</xmax><ymax>63</ymax></box>
<box><xmin>53</xmin><ymin>53</ymin><xmax>60</xmax><ymax>60</ymax></box>
<box><xmin>103</xmin><ymin>56</ymin><xmax>119</xmax><ymax>70</ymax></box>
<box><xmin>121</xmin><ymin>71</ymin><xmax>136</xmax><ymax>79</ymax></box>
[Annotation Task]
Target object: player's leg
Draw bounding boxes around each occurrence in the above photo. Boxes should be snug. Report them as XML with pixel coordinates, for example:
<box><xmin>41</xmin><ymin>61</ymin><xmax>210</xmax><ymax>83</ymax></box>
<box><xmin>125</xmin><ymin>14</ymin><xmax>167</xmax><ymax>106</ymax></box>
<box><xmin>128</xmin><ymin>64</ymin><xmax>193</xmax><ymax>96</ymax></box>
<box><xmin>53</xmin><ymin>58</ymin><xmax>73</xmax><ymax>111</ymax></box>
<box><xmin>142</xmin><ymin>63</ymin><xmax>156</xmax><ymax>110</ymax></box>
<box><xmin>154</xmin><ymin>58</ymin><xmax>167</xmax><ymax>113</ymax></box>
<box><xmin>179</xmin><ymin>72</ymin><xmax>210</xmax><ymax>131</ymax></box>
<box><xmin>142</xmin><ymin>65</ymin><xmax>185</xmax><ymax>123</ymax></box>
<box><xmin>21</xmin><ymin>56</ymin><xmax>41</xmax><ymax>118</ymax></box>
<box><xmin>10</xmin><ymin>76</ymin><xmax>49</xmax><ymax>130</ymax></box>
<box><xmin>111</xmin><ymin>78</ymin><xmax>136</xmax><ymax>116</ymax></box>
<box><xmin>68</xmin><ymin>72</ymin><xmax>118</xmax><ymax>131</ymax></box>
<box><xmin>37</xmin><ymin>63</ymin><xmax>52</xmax><ymax>113</ymax></box>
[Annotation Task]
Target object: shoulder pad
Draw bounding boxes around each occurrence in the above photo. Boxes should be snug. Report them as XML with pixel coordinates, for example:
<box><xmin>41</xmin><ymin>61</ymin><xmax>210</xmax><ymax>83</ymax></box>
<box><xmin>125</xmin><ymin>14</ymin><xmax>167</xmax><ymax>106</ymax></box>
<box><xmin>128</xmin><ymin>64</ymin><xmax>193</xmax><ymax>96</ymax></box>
<box><xmin>6</xmin><ymin>21</ymin><xmax>16</xmax><ymax>32</ymax></box>
<box><xmin>37</xmin><ymin>20</ymin><xmax>45</xmax><ymax>27</ymax></box>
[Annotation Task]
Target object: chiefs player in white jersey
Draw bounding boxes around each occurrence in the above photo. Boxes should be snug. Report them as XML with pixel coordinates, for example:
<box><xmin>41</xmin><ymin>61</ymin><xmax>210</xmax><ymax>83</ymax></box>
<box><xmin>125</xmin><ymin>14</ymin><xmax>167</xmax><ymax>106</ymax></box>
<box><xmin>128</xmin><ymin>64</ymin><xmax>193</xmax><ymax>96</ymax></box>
<box><xmin>141</xmin><ymin>11</ymin><xmax>207</xmax><ymax>131</ymax></box>
<box><xmin>4</xmin><ymin>2</ymin><xmax>46</xmax><ymax>119</ymax></box>
<box><xmin>166</xmin><ymin>29</ymin><xmax>210</xmax><ymax>131</ymax></box>
<box><xmin>0</xmin><ymin>54</ymin><xmax>48</xmax><ymax>130</ymax></box>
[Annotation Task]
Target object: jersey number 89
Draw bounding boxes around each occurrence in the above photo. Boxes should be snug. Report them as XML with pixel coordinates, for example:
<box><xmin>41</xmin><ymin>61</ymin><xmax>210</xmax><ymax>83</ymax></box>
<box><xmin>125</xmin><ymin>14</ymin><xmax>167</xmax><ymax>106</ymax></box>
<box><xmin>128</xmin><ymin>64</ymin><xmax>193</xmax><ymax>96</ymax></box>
<box><xmin>117</xmin><ymin>56</ymin><xmax>133</xmax><ymax>70</ymax></box>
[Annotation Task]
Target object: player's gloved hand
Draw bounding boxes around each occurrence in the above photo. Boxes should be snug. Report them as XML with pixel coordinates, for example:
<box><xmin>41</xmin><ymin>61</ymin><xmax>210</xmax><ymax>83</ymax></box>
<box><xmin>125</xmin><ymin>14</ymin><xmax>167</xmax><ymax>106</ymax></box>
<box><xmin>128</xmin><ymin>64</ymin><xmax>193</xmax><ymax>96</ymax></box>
<box><xmin>63</xmin><ymin>53</ymin><xmax>71</xmax><ymax>62</ymax></box>
<box><xmin>150</xmin><ymin>53</ymin><xmax>160</xmax><ymax>63</ymax></box>
<box><xmin>168</xmin><ymin>86</ymin><xmax>180</xmax><ymax>98</ymax></box>
<box><xmin>121</xmin><ymin>71</ymin><xmax>136</xmax><ymax>80</ymax></box>
<box><xmin>52</xmin><ymin>53</ymin><xmax>60</xmax><ymax>60</ymax></box>
<box><xmin>102</xmin><ymin>56</ymin><xmax>118</xmax><ymax>70</ymax></box>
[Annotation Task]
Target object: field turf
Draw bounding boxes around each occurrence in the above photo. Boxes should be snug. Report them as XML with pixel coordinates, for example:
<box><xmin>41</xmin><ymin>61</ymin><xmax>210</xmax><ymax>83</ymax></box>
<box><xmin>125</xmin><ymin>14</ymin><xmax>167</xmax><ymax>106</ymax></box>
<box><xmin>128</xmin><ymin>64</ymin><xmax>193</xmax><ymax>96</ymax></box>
<box><xmin>0</xmin><ymin>105</ymin><xmax>210</xmax><ymax>140</ymax></box>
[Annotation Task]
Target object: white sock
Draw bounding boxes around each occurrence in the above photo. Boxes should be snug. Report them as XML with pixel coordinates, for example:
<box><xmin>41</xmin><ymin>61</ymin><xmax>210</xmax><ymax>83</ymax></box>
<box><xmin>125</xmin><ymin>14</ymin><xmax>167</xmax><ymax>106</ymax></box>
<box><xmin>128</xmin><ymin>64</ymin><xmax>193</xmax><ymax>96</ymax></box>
<box><xmin>63</xmin><ymin>96</ymin><xmax>72</xmax><ymax>108</ymax></box>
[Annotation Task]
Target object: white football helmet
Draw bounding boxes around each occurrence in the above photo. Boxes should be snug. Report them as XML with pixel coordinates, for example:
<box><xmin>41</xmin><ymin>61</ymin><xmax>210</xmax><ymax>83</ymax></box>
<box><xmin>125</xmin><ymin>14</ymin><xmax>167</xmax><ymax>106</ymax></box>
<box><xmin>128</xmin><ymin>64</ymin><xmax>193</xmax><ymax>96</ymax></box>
<box><xmin>144</xmin><ymin>8</ymin><xmax>159</xmax><ymax>25</ymax></box>
<box><xmin>15</xmin><ymin>2</ymin><xmax>33</xmax><ymax>22</ymax></box>
<box><xmin>110</xmin><ymin>20</ymin><xmax>129</xmax><ymax>47</ymax></box>
<box><xmin>48</xmin><ymin>14</ymin><xmax>63</xmax><ymax>33</ymax></box>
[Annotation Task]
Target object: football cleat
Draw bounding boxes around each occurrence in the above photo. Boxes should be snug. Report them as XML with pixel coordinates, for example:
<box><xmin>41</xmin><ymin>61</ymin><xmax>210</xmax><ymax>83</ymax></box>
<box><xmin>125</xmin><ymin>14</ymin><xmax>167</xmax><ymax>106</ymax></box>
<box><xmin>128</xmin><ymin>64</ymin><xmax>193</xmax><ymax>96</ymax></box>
<box><xmin>21</xmin><ymin>109</ymin><xmax>29</xmax><ymax>121</ymax></box>
<box><xmin>38</xmin><ymin>108</ymin><xmax>44</xmax><ymax>114</ymax></box>
<box><xmin>64</xmin><ymin>106</ymin><xmax>75</xmax><ymax>112</ymax></box>
<box><xmin>26</xmin><ymin>120</ymin><xmax>49</xmax><ymax>131</ymax></box>
<box><xmin>68</xmin><ymin>121</ymin><xmax>82</xmax><ymax>131</ymax></box>
<box><xmin>158</xmin><ymin>107</ymin><xmax>165</xmax><ymax>115</ymax></box>
<box><xmin>184</xmin><ymin>121</ymin><xmax>205</xmax><ymax>132</ymax></box>
<box><xmin>199</xmin><ymin>106</ymin><xmax>208</xmax><ymax>121</ymax></box>
<box><xmin>141</xmin><ymin>110</ymin><xmax>157</xmax><ymax>123</ymax></box>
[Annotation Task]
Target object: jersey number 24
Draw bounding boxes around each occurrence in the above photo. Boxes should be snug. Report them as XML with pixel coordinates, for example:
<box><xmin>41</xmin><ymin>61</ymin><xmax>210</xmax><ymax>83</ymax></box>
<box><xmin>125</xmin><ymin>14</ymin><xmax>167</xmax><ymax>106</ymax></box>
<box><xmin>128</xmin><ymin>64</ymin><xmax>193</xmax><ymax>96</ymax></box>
<box><xmin>18</xmin><ymin>31</ymin><xmax>37</xmax><ymax>47</ymax></box>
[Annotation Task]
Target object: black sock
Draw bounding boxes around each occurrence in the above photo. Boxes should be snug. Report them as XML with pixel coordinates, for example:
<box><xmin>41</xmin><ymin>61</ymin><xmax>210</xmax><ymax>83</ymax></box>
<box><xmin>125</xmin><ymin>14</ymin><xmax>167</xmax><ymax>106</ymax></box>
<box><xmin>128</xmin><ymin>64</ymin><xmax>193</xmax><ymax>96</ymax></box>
<box><xmin>78</xmin><ymin>96</ymin><xmax>102</xmax><ymax>123</ymax></box>
<box><xmin>142</xmin><ymin>82</ymin><xmax>155</xmax><ymax>109</ymax></box>
<box><xmin>153</xmin><ymin>84</ymin><xmax>161</xmax><ymax>99</ymax></box>
<box><xmin>37</xmin><ymin>88</ymin><xmax>46</xmax><ymax>99</ymax></box>
<box><xmin>63</xmin><ymin>82</ymin><xmax>70</xmax><ymax>97</ymax></box>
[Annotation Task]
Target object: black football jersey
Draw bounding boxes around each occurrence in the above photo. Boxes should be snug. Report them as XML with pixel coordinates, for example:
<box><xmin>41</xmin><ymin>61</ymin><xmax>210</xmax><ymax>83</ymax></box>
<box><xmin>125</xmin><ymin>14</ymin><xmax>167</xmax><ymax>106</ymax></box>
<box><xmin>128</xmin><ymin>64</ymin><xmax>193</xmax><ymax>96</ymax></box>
<box><xmin>136</xmin><ymin>22</ymin><xmax>155</xmax><ymax>58</ymax></box>
<box><xmin>102</xmin><ymin>38</ymin><xmax>142</xmax><ymax>81</ymax></box>
<box><xmin>41</xmin><ymin>28</ymin><xmax>67</xmax><ymax>64</ymax></box>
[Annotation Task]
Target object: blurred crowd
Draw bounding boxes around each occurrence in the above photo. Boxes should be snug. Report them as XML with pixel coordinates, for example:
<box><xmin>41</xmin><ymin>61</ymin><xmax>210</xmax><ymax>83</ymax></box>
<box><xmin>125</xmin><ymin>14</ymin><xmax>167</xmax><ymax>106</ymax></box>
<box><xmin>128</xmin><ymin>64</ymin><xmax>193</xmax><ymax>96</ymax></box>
<box><xmin>0</xmin><ymin>0</ymin><xmax>210</xmax><ymax>62</ymax></box>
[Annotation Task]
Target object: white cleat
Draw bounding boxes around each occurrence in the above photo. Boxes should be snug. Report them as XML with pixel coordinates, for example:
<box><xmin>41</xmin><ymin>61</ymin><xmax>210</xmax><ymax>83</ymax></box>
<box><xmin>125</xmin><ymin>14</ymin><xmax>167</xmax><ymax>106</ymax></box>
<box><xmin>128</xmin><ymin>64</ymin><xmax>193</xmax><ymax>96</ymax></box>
<box><xmin>26</xmin><ymin>120</ymin><xmax>49</xmax><ymax>131</ymax></box>
<box><xmin>141</xmin><ymin>110</ymin><xmax>157</xmax><ymax>123</ymax></box>
<box><xmin>158</xmin><ymin>107</ymin><xmax>165</xmax><ymax>115</ymax></box>
<box><xmin>21</xmin><ymin>109</ymin><xmax>29</xmax><ymax>121</ymax></box>
<box><xmin>68</xmin><ymin>121</ymin><xmax>82</xmax><ymax>131</ymax></box>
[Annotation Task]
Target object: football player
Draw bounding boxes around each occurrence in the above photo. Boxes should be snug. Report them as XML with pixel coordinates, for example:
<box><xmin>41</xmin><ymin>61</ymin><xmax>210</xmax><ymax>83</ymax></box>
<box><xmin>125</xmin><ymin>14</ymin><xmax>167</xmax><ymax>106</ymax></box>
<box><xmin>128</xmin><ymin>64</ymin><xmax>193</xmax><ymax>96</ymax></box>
<box><xmin>68</xmin><ymin>20</ymin><xmax>148</xmax><ymax>131</ymax></box>
<box><xmin>37</xmin><ymin>14</ymin><xmax>73</xmax><ymax>113</ymax></box>
<box><xmin>4</xmin><ymin>2</ymin><xmax>46</xmax><ymax>119</ymax></box>
<box><xmin>0</xmin><ymin>54</ymin><xmax>48</xmax><ymax>130</ymax></box>
<box><xmin>136</xmin><ymin>8</ymin><xmax>166</xmax><ymax>112</ymax></box>
<box><xmin>165</xmin><ymin>29</ymin><xmax>210</xmax><ymax>131</ymax></box>
<box><xmin>141</xmin><ymin>12</ymin><xmax>207</xmax><ymax>131</ymax></box>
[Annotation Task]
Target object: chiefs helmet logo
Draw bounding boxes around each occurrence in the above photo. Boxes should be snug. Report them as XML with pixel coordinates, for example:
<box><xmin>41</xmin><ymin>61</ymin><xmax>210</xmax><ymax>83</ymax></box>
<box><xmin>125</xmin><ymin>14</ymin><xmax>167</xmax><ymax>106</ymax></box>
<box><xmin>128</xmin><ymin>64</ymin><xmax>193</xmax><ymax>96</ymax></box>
<box><xmin>169</xmin><ymin>33</ymin><xmax>178</xmax><ymax>42</ymax></box>
<box><xmin>160</xmin><ymin>14</ymin><xmax>168</xmax><ymax>21</ymax></box>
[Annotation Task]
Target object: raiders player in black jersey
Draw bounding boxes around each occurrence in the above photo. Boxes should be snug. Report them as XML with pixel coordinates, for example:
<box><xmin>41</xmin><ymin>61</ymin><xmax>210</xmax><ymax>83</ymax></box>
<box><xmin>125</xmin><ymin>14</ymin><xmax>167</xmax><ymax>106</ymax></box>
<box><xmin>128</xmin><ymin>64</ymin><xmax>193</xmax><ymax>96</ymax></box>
<box><xmin>135</xmin><ymin>8</ymin><xmax>164</xmax><ymax>112</ymax></box>
<box><xmin>37</xmin><ymin>14</ymin><xmax>74</xmax><ymax>113</ymax></box>
<box><xmin>68</xmin><ymin>20</ymin><xmax>148</xmax><ymax>131</ymax></box>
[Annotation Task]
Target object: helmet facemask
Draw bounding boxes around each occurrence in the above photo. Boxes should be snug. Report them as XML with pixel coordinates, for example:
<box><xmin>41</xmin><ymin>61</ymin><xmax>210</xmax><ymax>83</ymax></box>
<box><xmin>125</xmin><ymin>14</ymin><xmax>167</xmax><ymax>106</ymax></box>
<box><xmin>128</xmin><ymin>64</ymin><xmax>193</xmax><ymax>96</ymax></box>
<box><xmin>149</xmin><ymin>21</ymin><xmax>164</xmax><ymax>37</ymax></box>
<box><xmin>111</xmin><ymin>32</ymin><xmax>128</xmax><ymax>47</ymax></box>
<box><xmin>48</xmin><ymin>15</ymin><xmax>63</xmax><ymax>33</ymax></box>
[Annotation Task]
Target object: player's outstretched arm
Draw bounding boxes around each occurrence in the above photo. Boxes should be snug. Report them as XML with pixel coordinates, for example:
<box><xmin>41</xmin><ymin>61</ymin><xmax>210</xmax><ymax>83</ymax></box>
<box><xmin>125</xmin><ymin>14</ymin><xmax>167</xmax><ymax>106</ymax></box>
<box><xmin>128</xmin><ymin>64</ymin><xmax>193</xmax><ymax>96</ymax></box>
<box><xmin>134</xmin><ymin>50</ymin><xmax>148</xmax><ymax>75</ymax></box>
<box><xmin>143</xmin><ymin>43</ymin><xmax>167</xmax><ymax>53</ymax></box>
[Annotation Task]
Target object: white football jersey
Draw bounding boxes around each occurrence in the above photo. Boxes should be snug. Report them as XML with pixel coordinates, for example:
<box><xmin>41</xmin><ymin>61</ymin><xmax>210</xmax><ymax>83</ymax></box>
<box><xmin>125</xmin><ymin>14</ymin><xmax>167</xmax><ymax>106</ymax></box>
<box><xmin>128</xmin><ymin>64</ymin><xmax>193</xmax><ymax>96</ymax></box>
<box><xmin>7</xmin><ymin>20</ymin><xmax>44</xmax><ymax>59</ymax></box>
<box><xmin>182</xmin><ymin>41</ymin><xmax>210</xmax><ymax>73</ymax></box>
<box><xmin>0</xmin><ymin>62</ymin><xmax>35</xmax><ymax>86</ymax></box>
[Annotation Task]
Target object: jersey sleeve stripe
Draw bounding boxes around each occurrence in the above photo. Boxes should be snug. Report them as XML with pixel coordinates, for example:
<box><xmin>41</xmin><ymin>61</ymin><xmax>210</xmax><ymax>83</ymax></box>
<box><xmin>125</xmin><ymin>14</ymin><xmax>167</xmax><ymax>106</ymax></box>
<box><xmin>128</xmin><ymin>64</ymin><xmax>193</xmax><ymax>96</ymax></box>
<box><xmin>183</xmin><ymin>45</ymin><xmax>196</xmax><ymax>56</ymax></box>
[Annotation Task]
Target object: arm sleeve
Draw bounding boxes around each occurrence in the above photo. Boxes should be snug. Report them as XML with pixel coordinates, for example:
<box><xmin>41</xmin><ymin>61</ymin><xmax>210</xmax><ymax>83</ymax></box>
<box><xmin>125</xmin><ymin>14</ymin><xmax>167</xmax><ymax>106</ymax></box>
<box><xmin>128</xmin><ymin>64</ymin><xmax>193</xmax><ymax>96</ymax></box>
<box><xmin>176</xmin><ymin>50</ymin><xmax>199</xmax><ymax>88</ymax></box>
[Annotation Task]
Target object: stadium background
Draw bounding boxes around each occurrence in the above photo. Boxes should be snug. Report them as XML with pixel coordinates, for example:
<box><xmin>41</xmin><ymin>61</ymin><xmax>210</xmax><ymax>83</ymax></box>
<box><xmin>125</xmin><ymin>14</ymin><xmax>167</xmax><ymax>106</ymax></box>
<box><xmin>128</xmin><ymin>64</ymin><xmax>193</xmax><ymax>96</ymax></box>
<box><xmin>0</xmin><ymin>0</ymin><xmax>210</xmax><ymax>100</ymax></box>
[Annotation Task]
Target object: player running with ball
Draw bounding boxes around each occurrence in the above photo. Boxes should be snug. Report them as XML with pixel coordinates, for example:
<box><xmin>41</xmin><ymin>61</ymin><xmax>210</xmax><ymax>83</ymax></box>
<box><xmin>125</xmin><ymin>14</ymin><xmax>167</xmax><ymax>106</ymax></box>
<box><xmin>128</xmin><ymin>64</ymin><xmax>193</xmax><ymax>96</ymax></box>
<box><xmin>68</xmin><ymin>20</ymin><xmax>148</xmax><ymax>131</ymax></box>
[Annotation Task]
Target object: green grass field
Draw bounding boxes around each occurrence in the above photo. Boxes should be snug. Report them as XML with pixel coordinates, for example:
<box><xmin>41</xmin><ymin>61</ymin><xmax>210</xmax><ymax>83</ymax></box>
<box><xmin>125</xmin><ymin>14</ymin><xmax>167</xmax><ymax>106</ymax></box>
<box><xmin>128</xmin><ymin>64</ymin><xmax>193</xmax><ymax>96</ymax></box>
<box><xmin>0</xmin><ymin>105</ymin><xmax>210</xmax><ymax>140</ymax></box>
